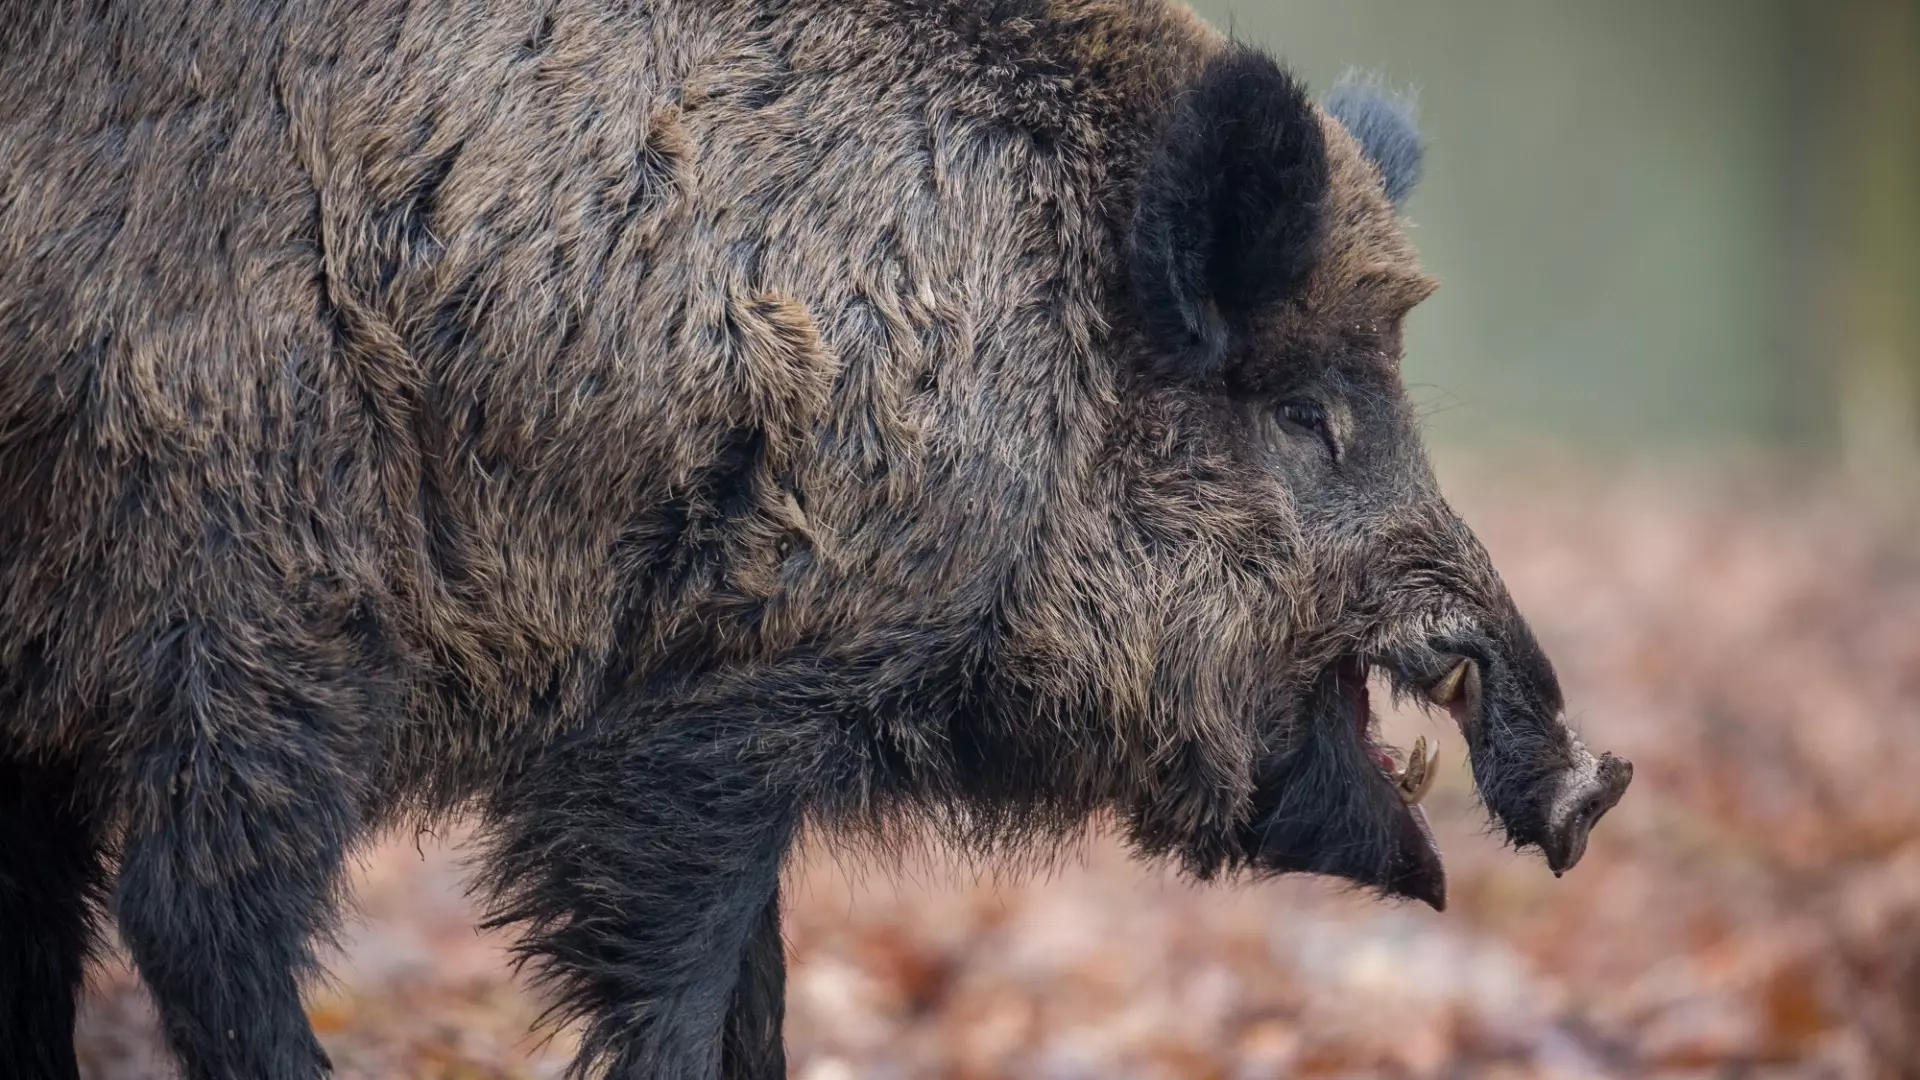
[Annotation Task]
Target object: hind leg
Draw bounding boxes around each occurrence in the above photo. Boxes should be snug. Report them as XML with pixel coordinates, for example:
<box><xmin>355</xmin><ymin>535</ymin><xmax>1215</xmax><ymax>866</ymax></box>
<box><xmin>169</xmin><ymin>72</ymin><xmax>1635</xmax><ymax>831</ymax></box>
<box><xmin>0</xmin><ymin>758</ymin><xmax>106</xmax><ymax>1080</ymax></box>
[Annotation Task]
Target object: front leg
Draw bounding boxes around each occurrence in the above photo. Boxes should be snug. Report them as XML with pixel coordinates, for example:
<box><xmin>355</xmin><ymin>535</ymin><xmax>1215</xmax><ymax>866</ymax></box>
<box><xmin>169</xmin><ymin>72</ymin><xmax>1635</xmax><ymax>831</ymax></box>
<box><xmin>479</xmin><ymin>717</ymin><xmax>802</xmax><ymax>1080</ymax></box>
<box><xmin>721</xmin><ymin>889</ymin><xmax>786</xmax><ymax>1080</ymax></box>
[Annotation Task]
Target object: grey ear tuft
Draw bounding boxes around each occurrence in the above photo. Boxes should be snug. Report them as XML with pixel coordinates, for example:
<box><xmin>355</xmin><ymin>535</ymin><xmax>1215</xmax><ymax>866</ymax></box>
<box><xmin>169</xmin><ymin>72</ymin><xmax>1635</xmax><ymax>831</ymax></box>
<box><xmin>1323</xmin><ymin>71</ymin><xmax>1425</xmax><ymax>208</ymax></box>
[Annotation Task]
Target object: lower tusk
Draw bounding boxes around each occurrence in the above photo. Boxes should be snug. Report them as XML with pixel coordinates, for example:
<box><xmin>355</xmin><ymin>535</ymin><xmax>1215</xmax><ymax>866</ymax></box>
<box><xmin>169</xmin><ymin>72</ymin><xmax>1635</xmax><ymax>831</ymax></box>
<box><xmin>1397</xmin><ymin>735</ymin><xmax>1439</xmax><ymax>804</ymax></box>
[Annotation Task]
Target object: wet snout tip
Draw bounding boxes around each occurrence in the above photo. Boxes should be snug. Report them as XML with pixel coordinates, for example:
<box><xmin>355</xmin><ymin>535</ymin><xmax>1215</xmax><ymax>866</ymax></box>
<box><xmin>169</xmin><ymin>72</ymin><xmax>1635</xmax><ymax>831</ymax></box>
<box><xmin>1542</xmin><ymin>749</ymin><xmax>1633</xmax><ymax>876</ymax></box>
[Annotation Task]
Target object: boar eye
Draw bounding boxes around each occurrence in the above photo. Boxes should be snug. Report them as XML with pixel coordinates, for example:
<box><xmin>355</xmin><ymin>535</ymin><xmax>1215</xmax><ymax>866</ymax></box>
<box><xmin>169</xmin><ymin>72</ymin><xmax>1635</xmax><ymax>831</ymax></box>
<box><xmin>1276</xmin><ymin>399</ymin><xmax>1338</xmax><ymax>459</ymax></box>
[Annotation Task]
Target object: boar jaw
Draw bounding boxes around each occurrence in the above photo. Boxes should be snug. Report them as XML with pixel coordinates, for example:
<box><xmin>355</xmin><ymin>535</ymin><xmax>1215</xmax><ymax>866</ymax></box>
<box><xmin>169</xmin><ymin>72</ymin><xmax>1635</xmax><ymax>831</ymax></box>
<box><xmin>1240</xmin><ymin>656</ymin><xmax>1449</xmax><ymax>912</ymax></box>
<box><xmin>1342</xmin><ymin>658</ymin><xmax>1449</xmax><ymax>911</ymax></box>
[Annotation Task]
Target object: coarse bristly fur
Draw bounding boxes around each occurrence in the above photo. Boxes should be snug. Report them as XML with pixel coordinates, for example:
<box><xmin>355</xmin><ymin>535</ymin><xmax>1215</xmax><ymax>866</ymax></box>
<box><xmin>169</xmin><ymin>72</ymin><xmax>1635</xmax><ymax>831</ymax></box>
<box><xmin>0</xmin><ymin>2</ymin><xmax>1630</xmax><ymax>1078</ymax></box>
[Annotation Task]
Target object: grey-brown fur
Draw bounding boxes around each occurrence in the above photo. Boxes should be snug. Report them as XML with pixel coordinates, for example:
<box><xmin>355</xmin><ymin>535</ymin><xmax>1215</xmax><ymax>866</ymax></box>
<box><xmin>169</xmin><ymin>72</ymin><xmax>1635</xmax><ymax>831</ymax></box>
<box><xmin>0</xmin><ymin>2</ymin><xmax>1630</xmax><ymax>1077</ymax></box>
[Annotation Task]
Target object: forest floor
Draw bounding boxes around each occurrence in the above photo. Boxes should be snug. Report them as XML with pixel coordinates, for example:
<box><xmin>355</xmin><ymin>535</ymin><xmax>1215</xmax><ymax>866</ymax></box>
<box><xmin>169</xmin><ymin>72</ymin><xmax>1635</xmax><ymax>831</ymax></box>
<box><xmin>74</xmin><ymin>456</ymin><xmax>1920</xmax><ymax>1080</ymax></box>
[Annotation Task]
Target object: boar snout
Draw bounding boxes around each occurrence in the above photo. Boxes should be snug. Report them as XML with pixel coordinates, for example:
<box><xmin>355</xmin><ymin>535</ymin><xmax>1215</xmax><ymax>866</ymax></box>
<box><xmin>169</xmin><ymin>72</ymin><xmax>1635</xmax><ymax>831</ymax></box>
<box><xmin>1420</xmin><ymin>628</ymin><xmax>1633</xmax><ymax>877</ymax></box>
<box><xmin>1540</xmin><ymin>746</ymin><xmax>1633</xmax><ymax>875</ymax></box>
<box><xmin>1241</xmin><ymin>497</ymin><xmax>1637</xmax><ymax>910</ymax></box>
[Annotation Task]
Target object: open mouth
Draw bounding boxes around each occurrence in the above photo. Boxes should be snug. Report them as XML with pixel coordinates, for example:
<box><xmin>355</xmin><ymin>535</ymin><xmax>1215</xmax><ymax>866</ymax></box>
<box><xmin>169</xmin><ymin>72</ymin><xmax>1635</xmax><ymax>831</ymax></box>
<box><xmin>1329</xmin><ymin>653</ymin><xmax>1479</xmax><ymax>911</ymax></box>
<box><xmin>1244</xmin><ymin>639</ymin><xmax>1628</xmax><ymax>914</ymax></box>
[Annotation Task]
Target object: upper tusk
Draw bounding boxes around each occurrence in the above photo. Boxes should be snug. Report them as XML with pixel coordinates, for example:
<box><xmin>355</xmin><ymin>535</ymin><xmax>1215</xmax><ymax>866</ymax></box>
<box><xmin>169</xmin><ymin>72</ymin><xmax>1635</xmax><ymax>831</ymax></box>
<box><xmin>1427</xmin><ymin>658</ymin><xmax>1473</xmax><ymax>708</ymax></box>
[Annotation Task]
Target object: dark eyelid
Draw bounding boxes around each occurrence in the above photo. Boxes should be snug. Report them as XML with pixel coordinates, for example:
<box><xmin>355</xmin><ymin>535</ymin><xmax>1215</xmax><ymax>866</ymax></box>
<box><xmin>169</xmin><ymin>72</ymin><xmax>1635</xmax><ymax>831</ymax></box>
<box><xmin>1279</xmin><ymin>399</ymin><xmax>1341</xmax><ymax>463</ymax></box>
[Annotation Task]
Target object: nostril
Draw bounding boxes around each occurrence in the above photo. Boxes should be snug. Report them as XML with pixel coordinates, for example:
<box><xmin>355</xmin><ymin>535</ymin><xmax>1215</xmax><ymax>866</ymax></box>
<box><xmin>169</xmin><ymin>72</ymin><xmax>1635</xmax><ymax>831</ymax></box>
<box><xmin>1577</xmin><ymin>789</ymin><xmax>1611</xmax><ymax>834</ymax></box>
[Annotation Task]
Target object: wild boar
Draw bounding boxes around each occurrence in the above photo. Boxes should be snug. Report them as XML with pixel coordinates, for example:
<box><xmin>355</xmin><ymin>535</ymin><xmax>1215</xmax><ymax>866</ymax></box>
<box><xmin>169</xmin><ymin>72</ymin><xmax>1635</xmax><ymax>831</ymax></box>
<box><xmin>0</xmin><ymin>1</ymin><xmax>1630</xmax><ymax>1077</ymax></box>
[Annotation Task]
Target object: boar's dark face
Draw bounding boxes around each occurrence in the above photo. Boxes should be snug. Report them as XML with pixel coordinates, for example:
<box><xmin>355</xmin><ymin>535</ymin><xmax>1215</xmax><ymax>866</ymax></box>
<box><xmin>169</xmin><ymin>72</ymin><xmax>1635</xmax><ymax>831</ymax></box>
<box><xmin>1108</xmin><ymin>51</ymin><xmax>1630</xmax><ymax>910</ymax></box>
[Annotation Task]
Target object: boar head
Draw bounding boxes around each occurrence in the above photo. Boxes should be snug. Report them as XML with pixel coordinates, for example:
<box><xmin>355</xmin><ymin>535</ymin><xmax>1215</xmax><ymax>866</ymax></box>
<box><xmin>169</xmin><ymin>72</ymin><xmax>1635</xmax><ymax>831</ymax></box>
<box><xmin>1092</xmin><ymin>50</ymin><xmax>1631</xmax><ymax>910</ymax></box>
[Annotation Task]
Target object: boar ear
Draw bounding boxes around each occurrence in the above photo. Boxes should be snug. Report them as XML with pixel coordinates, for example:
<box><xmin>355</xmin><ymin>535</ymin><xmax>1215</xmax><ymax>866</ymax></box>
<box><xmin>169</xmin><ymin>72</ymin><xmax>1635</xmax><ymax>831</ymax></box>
<box><xmin>1129</xmin><ymin>48</ymin><xmax>1330</xmax><ymax>382</ymax></box>
<box><xmin>1323</xmin><ymin>72</ymin><xmax>1425</xmax><ymax>209</ymax></box>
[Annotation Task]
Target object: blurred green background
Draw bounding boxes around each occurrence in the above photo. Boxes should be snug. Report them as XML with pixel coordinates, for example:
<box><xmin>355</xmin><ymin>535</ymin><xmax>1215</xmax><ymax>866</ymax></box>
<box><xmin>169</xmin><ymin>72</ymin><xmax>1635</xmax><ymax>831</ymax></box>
<box><xmin>1194</xmin><ymin>0</ymin><xmax>1918</xmax><ymax>477</ymax></box>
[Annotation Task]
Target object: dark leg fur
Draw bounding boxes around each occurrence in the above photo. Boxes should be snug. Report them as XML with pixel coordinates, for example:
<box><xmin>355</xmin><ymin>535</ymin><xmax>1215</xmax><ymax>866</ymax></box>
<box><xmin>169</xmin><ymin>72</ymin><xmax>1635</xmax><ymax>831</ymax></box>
<box><xmin>483</xmin><ymin>632</ymin><xmax>965</xmax><ymax>1077</ymax></box>
<box><xmin>720</xmin><ymin>891</ymin><xmax>787</xmax><ymax>1080</ymax></box>
<box><xmin>113</xmin><ymin>743</ymin><xmax>353</xmax><ymax>1079</ymax></box>
<box><xmin>109</xmin><ymin>619</ymin><xmax>372</xmax><ymax>1080</ymax></box>
<box><xmin>0</xmin><ymin>758</ymin><xmax>105</xmax><ymax>1080</ymax></box>
<box><xmin>481</xmin><ymin>699</ymin><xmax>827</xmax><ymax>1080</ymax></box>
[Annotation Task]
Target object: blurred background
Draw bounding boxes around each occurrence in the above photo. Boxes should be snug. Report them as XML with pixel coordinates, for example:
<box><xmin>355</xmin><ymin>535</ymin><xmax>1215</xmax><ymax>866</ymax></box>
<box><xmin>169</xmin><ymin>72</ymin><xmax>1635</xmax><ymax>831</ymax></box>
<box><xmin>1240</xmin><ymin>0</ymin><xmax>1919</xmax><ymax>481</ymax></box>
<box><xmin>74</xmin><ymin>1</ymin><xmax>1919</xmax><ymax>1078</ymax></box>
